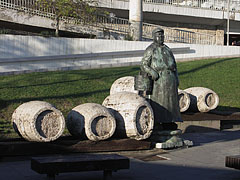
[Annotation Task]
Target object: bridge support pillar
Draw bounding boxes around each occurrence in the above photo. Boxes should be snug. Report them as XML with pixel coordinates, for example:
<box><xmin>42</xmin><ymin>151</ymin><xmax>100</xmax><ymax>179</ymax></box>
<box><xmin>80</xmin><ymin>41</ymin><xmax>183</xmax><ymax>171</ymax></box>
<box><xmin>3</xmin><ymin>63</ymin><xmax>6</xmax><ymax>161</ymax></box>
<box><xmin>129</xmin><ymin>0</ymin><xmax>143</xmax><ymax>41</ymax></box>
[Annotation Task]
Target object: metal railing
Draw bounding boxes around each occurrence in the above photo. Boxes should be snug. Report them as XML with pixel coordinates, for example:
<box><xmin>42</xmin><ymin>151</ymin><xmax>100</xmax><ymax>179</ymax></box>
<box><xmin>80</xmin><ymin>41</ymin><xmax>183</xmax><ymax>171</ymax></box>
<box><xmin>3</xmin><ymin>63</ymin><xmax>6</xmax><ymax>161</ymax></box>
<box><xmin>0</xmin><ymin>0</ymin><xmax>55</xmax><ymax>18</ymax></box>
<box><xmin>142</xmin><ymin>22</ymin><xmax>216</xmax><ymax>45</ymax></box>
<box><xmin>96</xmin><ymin>16</ymin><xmax>130</xmax><ymax>34</ymax></box>
<box><xmin>144</xmin><ymin>0</ymin><xmax>240</xmax><ymax>12</ymax></box>
<box><xmin>0</xmin><ymin>0</ymin><xmax>217</xmax><ymax>44</ymax></box>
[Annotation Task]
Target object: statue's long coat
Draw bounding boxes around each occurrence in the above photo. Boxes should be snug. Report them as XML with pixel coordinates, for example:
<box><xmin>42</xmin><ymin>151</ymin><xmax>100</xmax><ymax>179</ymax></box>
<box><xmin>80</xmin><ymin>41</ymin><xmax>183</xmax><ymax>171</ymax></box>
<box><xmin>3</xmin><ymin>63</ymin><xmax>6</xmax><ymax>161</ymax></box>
<box><xmin>141</xmin><ymin>43</ymin><xmax>182</xmax><ymax>123</ymax></box>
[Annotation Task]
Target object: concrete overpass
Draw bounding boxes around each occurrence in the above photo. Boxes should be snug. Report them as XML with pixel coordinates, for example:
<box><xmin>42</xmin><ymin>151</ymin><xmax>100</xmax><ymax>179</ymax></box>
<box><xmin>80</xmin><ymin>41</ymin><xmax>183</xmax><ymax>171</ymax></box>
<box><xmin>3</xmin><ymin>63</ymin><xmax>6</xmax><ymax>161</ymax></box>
<box><xmin>0</xmin><ymin>0</ymin><xmax>218</xmax><ymax>45</ymax></box>
<box><xmin>98</xmin><ymin>0</ymin><xmax>240</xmax><ymax>44</ymax></box>
<box><xmin>0</xmin><ymin>0</ymin><xmax>240</xmax><ymax>45</ymax></box>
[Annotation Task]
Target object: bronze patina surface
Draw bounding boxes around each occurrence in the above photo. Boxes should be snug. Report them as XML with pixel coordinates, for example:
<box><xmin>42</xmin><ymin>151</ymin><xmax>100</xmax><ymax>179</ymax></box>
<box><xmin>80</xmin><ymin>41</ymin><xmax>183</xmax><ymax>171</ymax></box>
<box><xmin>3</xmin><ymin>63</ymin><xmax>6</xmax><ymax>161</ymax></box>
<box><xmin>136</xmin><ymin>28</ymin><xmax>182</xmax><ymax>125</ymax></box>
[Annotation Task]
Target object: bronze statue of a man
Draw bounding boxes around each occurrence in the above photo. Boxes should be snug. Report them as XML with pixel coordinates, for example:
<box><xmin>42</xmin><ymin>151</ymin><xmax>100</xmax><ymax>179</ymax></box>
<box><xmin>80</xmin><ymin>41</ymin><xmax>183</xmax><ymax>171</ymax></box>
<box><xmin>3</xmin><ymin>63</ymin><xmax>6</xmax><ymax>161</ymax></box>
<box><xmin>136</xmin><ymin>28</ymin><xmax>182</xmax><ymax>129</ymax></box>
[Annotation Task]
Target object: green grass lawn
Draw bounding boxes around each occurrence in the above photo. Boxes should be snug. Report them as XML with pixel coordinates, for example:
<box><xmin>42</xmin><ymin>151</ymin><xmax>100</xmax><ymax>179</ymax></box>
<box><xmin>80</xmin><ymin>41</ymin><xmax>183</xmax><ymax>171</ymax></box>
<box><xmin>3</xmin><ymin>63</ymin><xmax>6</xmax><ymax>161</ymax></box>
<box><xmin>0</xmin><ymin>57</ymin><xmax>239</xmax><ymax>139</ymax></box>
<box><xmin>178</xmin><ymin>57</ymin><xmax>240</xmax><ymax>110</ymax></box>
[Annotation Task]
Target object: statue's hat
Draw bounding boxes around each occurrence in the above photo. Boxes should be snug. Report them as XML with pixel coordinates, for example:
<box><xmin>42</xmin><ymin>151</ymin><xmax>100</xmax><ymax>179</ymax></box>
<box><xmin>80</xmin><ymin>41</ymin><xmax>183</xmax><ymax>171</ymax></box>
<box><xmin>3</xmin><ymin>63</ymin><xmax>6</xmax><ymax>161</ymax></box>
<box><xmin>152</xmin><ymin>27</ymin><xmax>164</xmax><ymax>37</ymax></box>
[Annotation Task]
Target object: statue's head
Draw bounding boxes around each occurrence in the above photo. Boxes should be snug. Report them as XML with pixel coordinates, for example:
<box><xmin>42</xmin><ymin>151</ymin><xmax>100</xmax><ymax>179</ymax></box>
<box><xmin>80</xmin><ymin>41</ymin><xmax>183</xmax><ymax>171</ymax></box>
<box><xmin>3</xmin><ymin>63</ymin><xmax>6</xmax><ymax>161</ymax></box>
<box><xmin>152</xmin><ymin>28</ymin><xmax>164</xmax><ymax>45</ymax></box>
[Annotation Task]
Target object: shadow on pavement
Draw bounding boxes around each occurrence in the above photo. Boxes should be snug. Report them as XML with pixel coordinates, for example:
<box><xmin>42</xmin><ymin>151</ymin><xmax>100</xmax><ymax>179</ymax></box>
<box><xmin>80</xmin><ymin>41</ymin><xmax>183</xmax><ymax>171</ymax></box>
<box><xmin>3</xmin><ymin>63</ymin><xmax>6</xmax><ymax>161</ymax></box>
<box><xmin>181</xmin><ymin>129</ymin><xmax>240</xmax><ymax>146</ymax></box>
<box><xmin>1</xmin><ymin>158</ymin><xmax>239</xmax><ymax>180</ymax></box>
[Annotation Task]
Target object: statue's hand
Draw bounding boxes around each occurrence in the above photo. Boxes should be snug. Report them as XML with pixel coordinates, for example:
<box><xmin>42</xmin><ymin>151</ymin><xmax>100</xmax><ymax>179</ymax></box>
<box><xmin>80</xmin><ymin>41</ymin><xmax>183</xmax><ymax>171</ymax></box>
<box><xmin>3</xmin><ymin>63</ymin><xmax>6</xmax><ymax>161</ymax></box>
<box><xmin>151</xmin><ymin>71</ymin><xmax>159</xmax><ymax>81</ymax></box>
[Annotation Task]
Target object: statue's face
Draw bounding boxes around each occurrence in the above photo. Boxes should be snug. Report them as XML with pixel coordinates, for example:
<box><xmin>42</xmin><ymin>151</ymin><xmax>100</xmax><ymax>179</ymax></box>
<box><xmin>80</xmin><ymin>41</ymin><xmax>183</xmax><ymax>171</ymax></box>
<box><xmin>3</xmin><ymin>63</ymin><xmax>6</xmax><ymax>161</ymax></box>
<box><xmin>153</xmin><ymin>32</ymin><xmax>164</xmax><ymax>45</ymax></box>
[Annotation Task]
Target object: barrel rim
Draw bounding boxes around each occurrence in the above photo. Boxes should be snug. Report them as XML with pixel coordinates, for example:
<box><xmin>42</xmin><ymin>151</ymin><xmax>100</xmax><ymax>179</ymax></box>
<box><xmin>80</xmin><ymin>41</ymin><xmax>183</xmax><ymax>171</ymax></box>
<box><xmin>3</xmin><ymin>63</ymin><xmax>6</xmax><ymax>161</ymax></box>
<box><xmin>85</xmin><ymin>112</ymin><xmax>116</xmax><ymax>141</ymax></box>
<box><xmin>133</xmin><ymin>102</ymin><xmax>154</xmax><ymax>140</ymax></box>
<box><xmin>197</xmin><ymin>91</ymin><xmax>219</xmax><ymax>112</ymax></box>
<box><xmin>178</xmin><ymin>90</ymin><xmax>191</xmax><ymax>112</ymax></box>
<box><xmin>32</xmin><ymin>107</ymin><xmax>65</xmax><ymax>142</ymax></box>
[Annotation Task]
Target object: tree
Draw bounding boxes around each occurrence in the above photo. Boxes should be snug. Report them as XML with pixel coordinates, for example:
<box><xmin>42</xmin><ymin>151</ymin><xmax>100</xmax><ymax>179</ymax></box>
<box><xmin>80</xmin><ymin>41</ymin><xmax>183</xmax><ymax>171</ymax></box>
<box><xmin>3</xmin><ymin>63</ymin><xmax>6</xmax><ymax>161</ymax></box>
<box><xmin>35</xmin><ymin>0</ymin><xmax>99</xmax><ymax>36</ymax></box>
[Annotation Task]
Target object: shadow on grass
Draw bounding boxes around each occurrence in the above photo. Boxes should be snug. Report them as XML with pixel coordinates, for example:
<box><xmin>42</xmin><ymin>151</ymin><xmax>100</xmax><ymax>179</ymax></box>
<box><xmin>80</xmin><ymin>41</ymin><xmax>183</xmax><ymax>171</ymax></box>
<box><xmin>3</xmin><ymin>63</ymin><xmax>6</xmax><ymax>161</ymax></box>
<box><xmin>0</xmin><ymin>120</ymin><xmax>12</xmax><ymax>134</ymax></box>
<box><xmin>0</xmin><ymin>66</ymin><xmax>140</xmax><ymax>90</ymax></box>
<box><xmin>4</xmin><ymin>89</ymin><xmax>109</xmax><ymax>105</ymax></box>
<box><xmin>0</xmin><ymin>78</ymin><xmax>94</xmax><ymax>90</ymax></box>
<box><xmin>178</xmin><ymin>58</ymin><xmax>236</xmax><ymax>76</ymax></box>
<box><xmin>0</xmin><ymin>99</ymin><xmax>7</xmax><ymax>109</ymax></box>
<box><xmin>67</xmin><ymin>66</ymin><xmax>139</xmax><ymax>79</ymax></box>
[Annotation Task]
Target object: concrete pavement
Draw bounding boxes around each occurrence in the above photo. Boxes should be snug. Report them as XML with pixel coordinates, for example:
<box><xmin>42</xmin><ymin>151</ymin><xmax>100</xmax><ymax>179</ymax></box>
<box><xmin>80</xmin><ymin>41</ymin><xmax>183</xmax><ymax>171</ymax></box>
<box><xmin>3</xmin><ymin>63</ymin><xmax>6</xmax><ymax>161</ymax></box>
<box><xmin>0</xmin><ymin>129</ymin><xmax>240</xmax><ymax>180</ymax></box>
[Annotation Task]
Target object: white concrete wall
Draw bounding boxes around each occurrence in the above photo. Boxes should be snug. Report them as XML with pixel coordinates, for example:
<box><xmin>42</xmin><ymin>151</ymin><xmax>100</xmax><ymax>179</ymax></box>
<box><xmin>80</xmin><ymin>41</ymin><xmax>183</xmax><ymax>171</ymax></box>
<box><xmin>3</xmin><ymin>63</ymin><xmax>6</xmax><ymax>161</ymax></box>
<box><xmin>0</xmin><ymin>35</ymin><xmax>149</xmax><ymax>58</ymax></box>
<box><xmin>1</xmin><ymin>35</ymin><xmax>240</xmax><ymax>59</ymax></box>
<box><xmin>0</xmin><ymin>35</ymin><xmax>239</xmax><ymax>74</ymax></box>
<box><xmin>166</xmin><ymin>43</ymin><xmax>240</xmax><ymax>61</ymax></box>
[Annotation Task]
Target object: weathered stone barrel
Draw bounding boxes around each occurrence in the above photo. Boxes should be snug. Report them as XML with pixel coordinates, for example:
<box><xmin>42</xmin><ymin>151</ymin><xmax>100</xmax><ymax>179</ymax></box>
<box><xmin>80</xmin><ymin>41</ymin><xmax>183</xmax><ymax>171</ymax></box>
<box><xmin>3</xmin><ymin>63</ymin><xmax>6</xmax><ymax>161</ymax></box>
<box><xmin>110</xmin><ymin>77</ymin><xmax>190</xmax><ymax>113</ymax></box>
<box><xmin>110</xmin><ymin>76</ymin><xmax>138</xmax><ymax>95</ymax></box>
<box><xmin>67</xmin><ymin>103</ymin><xmax>116</xmax><ymax>141</ymax></box>
<box><xmin>102</xmin><ymin>92</ymin><xmax>154</xmax><ymax>140</ymax></box>
<box><xmin>184</xmin><ymin>87</ymin><xmax>219</xmax><ymax>112</ymax></box>
<box><xmin>178</xmin><ymin>89</ymin><xmax>191</xmax><ymax>113</ymax></box>
<box><xmin>12</xmin><ymin>101</ymin><xmax>65</xmax><ymax>142</ymax></box>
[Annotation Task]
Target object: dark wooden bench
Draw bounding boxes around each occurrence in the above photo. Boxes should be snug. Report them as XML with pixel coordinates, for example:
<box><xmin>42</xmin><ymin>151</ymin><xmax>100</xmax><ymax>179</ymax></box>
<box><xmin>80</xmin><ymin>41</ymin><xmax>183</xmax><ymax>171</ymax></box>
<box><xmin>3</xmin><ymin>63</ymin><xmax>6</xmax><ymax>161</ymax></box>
<box><xmin>31</xmin><ymin>154</ymin><xmax>130</xmax><ymax>180</ymax></box>
<box><xmin>225</xmin><ymin>155</ymin><xmax>240</xmax><ymax>170</ymax></box>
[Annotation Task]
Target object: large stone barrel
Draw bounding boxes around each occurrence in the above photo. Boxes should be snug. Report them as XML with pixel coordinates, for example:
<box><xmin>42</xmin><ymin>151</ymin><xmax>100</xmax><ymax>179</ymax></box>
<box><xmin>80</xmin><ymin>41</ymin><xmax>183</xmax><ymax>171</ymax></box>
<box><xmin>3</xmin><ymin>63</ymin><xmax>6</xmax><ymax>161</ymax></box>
<box><xmin>67</xmin><ymin>103</ymin><xmax>116</xmax><ymax>141</ymax></box>
<box><xmin>110</xmin><ymin>76</ymin><xmax>138</xmax><ymax>95</ymax></box>
<box><xmin>12</xmin><ymin>101</ymin><xmax>65</xmax><ymax>142</ymax></box>
<box><xmin>184</xmin><ymin>87</ymin><xmax>219</xmax><ymax>112</ymax></box>
<box><xmin>178</xmin><ymin>89</ymin><xmax>191</xmax><ymax>112</ymax></box>
<box><xmin>110</xmin><ymin>76</ymin><xmax>190</xmax><ymax>113</ymax></box>
<box><xmin>102</xmin><ymin>92</ymin><xmax>154</xmax><ymax>140</ymax></box>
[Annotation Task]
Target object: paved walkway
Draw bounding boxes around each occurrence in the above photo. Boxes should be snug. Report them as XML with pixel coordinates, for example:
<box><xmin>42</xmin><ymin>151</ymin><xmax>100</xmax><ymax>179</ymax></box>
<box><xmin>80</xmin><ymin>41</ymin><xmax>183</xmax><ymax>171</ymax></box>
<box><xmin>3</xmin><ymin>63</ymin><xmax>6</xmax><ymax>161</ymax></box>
<box><xmin>0</xmin><ymin>129</ymin><xmax>240</xmax><ymax>180</ymax></box>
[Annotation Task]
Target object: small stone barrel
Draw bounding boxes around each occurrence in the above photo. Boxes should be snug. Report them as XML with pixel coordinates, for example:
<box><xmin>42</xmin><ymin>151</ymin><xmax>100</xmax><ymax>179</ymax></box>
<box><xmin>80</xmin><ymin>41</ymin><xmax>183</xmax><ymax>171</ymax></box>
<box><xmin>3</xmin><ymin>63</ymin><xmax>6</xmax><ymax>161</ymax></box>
<box><xmin>178</xmin><ymin>89</ymin><xmax>191</xmax><ymax>113</ymax></box>
<box><xmin>12</xmin><ymin>101</ymin><xmax>65</xmax><ymax>142</ymax></box>
<box><xmin>67</xmin><ymin>103</ymin><xmax>116</xmax><ymax>141</ymax></box>
<box><xmin>110</xmin><ymin>76</ymin><xmax>138</xmax><ymax>95</ymax></box>
<box><xmin>102</xmin><ymin>92</ymin><xmax>154</xmax><ymax>140</ymax></box>
<box><xmin>184</xmin><ymin>87</ymin><xmax>219</xmax><ymax>112</ymax></box>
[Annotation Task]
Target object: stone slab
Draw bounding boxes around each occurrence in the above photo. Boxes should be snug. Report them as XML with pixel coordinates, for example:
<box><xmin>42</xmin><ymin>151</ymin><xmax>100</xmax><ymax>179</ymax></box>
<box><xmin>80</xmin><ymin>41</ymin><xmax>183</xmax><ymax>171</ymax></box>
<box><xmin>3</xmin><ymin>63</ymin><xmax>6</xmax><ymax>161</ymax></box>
<box><xmin>178</xmin><ymin>112</ymin><xmax>240</xmax><ymax>133</ymax></box>
<box><xmin>0</xmin><ymin>138</ymin><xmax>151</xmax><ymax>156</ymax></box>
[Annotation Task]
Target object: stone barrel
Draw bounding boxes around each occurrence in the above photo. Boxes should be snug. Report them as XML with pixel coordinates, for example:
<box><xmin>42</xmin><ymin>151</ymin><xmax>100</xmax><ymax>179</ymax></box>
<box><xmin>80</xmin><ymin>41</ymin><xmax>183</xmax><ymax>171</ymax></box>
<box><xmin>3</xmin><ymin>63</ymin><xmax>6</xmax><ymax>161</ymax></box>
<box><xmin>67</xmin><ymin>103</ymin><xmax>116</xmax><ymax>141</ymax></box>
<box><xmin>12</xmin><ymin>101</ymin><xmax>65</xmax><ymax>142</ymax></box>
<box><xmin>178</xmin><ymin>89</ymin><xmax>191</xmax><ymax>112</ymax></box>
<box><xmin>184</xmin><ymin>87</ymin><xmax>219</xmax><ymax>112</ymax></box>
<box><xmin>110</xmin><ymin>76</ymin><xmax>138</xmax><ymax>95</ymax></box>
<box><xmin>110</xmin><ymin>76</ymin><xmax>191</xmax><ymax>113</ymax></box>
<box><xmin>102</xmin><ymin>92</ymin><xmax>154</xmax><ymax>140</ymax></box>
